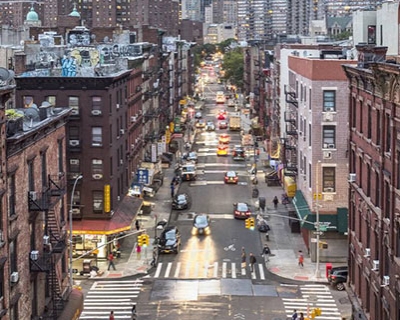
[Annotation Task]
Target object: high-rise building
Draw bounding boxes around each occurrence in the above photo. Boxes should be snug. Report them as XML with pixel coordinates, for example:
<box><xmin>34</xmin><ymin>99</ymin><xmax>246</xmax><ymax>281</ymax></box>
<box><xmin>237</xmin><ymin>0</ymin><xmax>269</xmax><ymax>41</ymax></box>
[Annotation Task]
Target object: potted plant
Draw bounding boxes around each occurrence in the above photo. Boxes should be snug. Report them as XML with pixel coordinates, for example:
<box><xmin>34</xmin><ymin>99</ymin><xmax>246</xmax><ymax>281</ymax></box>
<box><xmin>6</xmin><ymin>109</ymin><xmax>23</xmax><ymax>137</ymax></box>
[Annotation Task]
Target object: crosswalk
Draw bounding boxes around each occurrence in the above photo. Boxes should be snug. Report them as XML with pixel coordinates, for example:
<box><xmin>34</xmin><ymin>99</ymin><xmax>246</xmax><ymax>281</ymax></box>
<box><xmin>282</xmin><ymin>284</ymin><xmax>342</xmax><ymax>320</ymax></box>
<box><xmin>80</xmin><ymin>279</ymin><xmax>143</xmax><ymax>319</ymax></box>
<box><xmin>152</xmin><ymin>261</ymin><xmax>266</xmax><ymax>280</ymax></box>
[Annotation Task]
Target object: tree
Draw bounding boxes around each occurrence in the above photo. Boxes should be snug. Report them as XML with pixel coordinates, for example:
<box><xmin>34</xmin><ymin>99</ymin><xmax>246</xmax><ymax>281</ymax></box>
<box><xmin>221</xmin><ymin>48</ymin><xmax>244</xmax><ymax>89</ymax></box>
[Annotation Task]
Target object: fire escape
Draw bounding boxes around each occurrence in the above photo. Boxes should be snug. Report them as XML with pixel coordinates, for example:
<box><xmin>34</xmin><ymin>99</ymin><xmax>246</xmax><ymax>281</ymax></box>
<box><xmin>28</xmin><ymin>173</ymin><xmax>67</xmax><ymax>320</ymax></box>
<box><xmin>283</xmin><ymin>85</ymin><xmax>298</xmax><ymax>177</ymax></box>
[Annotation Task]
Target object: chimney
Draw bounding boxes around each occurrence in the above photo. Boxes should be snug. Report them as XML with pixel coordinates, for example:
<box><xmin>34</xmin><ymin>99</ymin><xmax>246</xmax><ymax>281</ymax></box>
<box><xmin>13</xmin><ymin>52</ymin><xmax>27</xmax><ymax>75</ymax></box>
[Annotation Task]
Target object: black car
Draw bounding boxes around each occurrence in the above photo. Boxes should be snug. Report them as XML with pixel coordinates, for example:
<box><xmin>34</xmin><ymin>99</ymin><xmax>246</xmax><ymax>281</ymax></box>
<box><xmin>157</xmin><ymin>226</ymin><xmax>181</xmax><ymax>254</ymax></box>
<box><xmin>328</xmin><ymin>266</ymin><xmax>348</xmax><ymax>291</ymax></box>
<box><xmin>172</xmin><ymin>193</ymin><xmax>190</xmax><ymax>210</ymax></box>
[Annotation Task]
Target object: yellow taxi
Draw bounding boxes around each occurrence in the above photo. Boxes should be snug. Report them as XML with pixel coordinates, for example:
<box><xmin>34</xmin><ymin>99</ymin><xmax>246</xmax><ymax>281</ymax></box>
<box><xmin>219</xmin><ymin>133</ymin><xmax>230</xmax><ymax>144</ymax></box>
<box><xmin>216</xmin><ymin>145</ymin><xmax>229</xmax><ymax>156</ymax></box>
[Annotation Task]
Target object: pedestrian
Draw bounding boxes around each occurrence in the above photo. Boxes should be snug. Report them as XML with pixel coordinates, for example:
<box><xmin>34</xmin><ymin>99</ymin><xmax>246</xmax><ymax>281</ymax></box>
<box><xmin>170</xmin><ymin>183</ymin><xmax>175</xmax><ymax>198</ymax></box>
<box><xmin>241</xmin><ymin>247</ymin><xmax>246</xmax><ymax>269</ymax></box>
<box><xmin>136</xmin><ymin>243</ymin><xmax>142</xmax><ymax>259</ymax></box>
<box><xmin>261</xmin><ymin>244</ymin><xmax>271</xmax><ymax>261</ymax></box>
<box><xmin>291</xmin><ymin>309</ymin><xmax>298</xmax><ymax>320</ymax></box>
<box><xmin>109</xmin><ymin>310</ymin><xmax>115</xmax><ymax>320</ymax></box>
<box><xmin>131</xmin><ymin>304</ymin><xmax>137</xmax><ymax>319</ymax></box>
<box><xmin>135</xmin><ymin>219</ymin><xmax>140</xmax><ymax>231</ymax></box>
<box><xmin>107</xmin><ymin>252</ymin><xmax>116</xmax><ymax>271</ymax></box>
<box><xmin>299</xmin><ymin>312</ymin><xmax>305</xmax><ymax>320</ymax></box>
<box><xmin>298</xmin><ymin>250</ymin><xmax>304</xmax><ymax>268</ymax></box>
<box><xmin>273</xmin><ymin>196</ymin><xmax>279</xmax><ymax>209</ymax></box>
<box><xmin>249</xmin><ymin>252</ymin><xmax>257</xmax><ymax>272</ymax></box>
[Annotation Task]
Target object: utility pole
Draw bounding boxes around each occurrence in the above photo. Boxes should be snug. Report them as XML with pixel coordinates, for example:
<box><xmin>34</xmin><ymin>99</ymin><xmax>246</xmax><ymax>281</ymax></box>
<box><xmin>315</xmin><ymin>160</ymin><xmax>321</xmax><ymax>278</ymax></box>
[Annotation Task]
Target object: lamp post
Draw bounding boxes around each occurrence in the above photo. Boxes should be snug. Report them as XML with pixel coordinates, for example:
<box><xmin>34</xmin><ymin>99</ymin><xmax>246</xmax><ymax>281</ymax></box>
<box><xmin>69</xmin><ymin>175</ymin><xmax>83</xmax><ymax>290</ymax></box>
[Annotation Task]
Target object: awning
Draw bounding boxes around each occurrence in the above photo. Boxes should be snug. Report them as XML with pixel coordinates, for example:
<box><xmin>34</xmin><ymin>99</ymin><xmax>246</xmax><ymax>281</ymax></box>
<box><xmin>58</xmin><ymin>289</ymin><xmax>84</xmax><ymax>320</ymax></box>
<box><xmin>293</xmin><ymin>190</ymin><xmax>348</xmax><ymax>233</ymax></box>
<box><xmin>72</xmin><ymin>197</ymin><xmax>143</xmax><ymax>235</ymax></box>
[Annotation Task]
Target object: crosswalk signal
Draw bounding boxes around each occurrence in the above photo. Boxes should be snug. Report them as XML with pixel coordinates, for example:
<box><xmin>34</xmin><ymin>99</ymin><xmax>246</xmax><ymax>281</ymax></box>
<box><xmin>249</xmin><ymin>217</ymin><xmax>255</xmax><ymax>230</ymax></box>
<box><xmin>245</xmin><ymin>218</ymin><xmax>251</xmax><ymax>229</ymax></box>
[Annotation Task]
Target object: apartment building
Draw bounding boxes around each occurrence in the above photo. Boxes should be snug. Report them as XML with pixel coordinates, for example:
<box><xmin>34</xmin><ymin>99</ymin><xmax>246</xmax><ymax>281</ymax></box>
<box><xmin>343</xmin><ymin>44</ymin><xmax>400</xmax><ymax>320</ymax></box>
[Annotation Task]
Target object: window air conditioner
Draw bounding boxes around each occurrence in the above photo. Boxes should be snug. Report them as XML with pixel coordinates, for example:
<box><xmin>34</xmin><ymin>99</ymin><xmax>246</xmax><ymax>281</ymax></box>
<box><xmin>323</xmin><ymin>143</ymin><xmax>328</xmax><ymax>149</ymax></box>
<box><xmin>91</xmin><ymin>110</ymin><xmax>102</xmax><ymax>116</ymax></box>
<box><xmin>93</xmin><ymin>174</ymin><xmax>103</xmax><ymax>180</ymax></box>
<box><xmin>327</xmin><ymin>144</ymin><xmax>335</xmax><ymax>149</ymax></box>
<box><xmin>349</xmin><ymin>173</ymin><xmax>356</xmax><ymax>182</ymax></box>
<box><xmin>116</xmin><ymin>104</ymin><xmax>120</xmax><ymax>109</ymax></box>
<box><xmin>72</xmin><ymin>208</ymin><xmax>81</xmax><ymax>214</ymax></box>
<box><xmin>29</xmin><ymin>191</ymin><xmax>37</xmax><ymax>201</ymax></box>
<box><xmin>382</xmin><ymin>275</ymin><xmax>390</xmax><ymax>286</ymax></box>
<box><xmin>131</xmin><ymin>144</ymin><xmax>135</xmax><ymax>150</ymax></box>
<box><xmin>324</xmin><ymin>187</ymin><xmax>334</xmax><ymax>192</ymax></box>
<box><xmin>30</xmin><ymin>250</ymin><xmax>39</xmax><ymax>261</ymax></box>
<box><xmin>372</xmin><ymin>260</ymin><xmax>379</xmax><ymax>271</ymax></box>
<box><xmin>131</xmin><ymin>116</ymin><xmax>137</xmax><ymax>123</ymax></box>
<box><xmin>323</xmin><ymin>151</ymin><xmax>332</xmax><ymax>159</ymax></box>
<box><xmin>325</xmin><ymin>107</ymin><xmax>334</xmax><ymax>112</ymax></box>
<box><xmin>364</xmin><ymin>248</ymin><xmax>371</xmax><ymax>257</ymax></box>
<box><xmin>10</xmin><ymin>272</ymin><xmax>19</xmax><ymax>283</ymax></box>
<box><xmin>43</xmin><ymin>235</ymin><xmax>50</xmax><ymax>245</ymax></box>
<box><xmin>323</xmin><ymin>112</ymin><xmax>333</xmax><ymax>121</ymax></box>
<box><xmin>69</xmin><ymin>140</ymin><xmax>80</xmax><ymax>147</ymax></box>
<box><xmin>71</xmin><ymin>109</ymin><xmax>79</xmax><ymax>115</ymax></box>
<box><xmin>120</xmin><ymin>129</ymin><xmax>125</xmax><ymax>135</ymax></box>
<box><xmin>70</xmin><ymin>159</ymin><xmax>79</xmax><ymax>165</ymax></box>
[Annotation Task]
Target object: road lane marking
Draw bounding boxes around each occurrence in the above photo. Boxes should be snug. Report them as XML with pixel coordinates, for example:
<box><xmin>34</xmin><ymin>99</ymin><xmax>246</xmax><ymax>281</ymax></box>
<box><xmin>213</xmin><ymin>262</ymin><xmax>218</xmax><ymax>278</ymax></box>
<box><xmin>185</xmin><ymin>261</ymin><xmax>191</xmax><ymax>278</ymax></box>
<box><xmin>165</xmin><ymin>262</ymin><xmax>172</xmax><ymax>278</ymax></box>
<box><xmin>174</xmin><ymin>262</ymin><xmax>181</xmax><ymax>278</ymax></box>
<box><xmin>231</xmin><ymin>262</ymin><xmax>236</xmax><ymax>278</ymax></box>
<box><xmin>258</xmin><ymin>263</ymin><xmax>265</xmax><ymax>280</ymax></box>
<box><xmin>222</xmin><ymin>262</ymin><xmax>227</xmax><ymax>278</ymax></box>
<box><xmin>204</xmin><ymin>262</ymin><xmax>209</xmax><ymax>278</ymax></box>
<box><xmin>154</xmin><ymin>263</ymin><xmax>162</xmax><ymax>278</ymax></box>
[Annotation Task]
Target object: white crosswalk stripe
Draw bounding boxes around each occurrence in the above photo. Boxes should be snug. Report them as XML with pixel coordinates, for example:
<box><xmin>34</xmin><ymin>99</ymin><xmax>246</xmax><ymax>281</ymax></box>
<box><xmin>80</xmin><ymin>279</ymin><xmax>143</xmax><ymax>319</ymax></box>
<box><xmin>152</xmin><ymin>262</ymin><xmax>266</xmax><ymax>280</ymax></box>
<box><xmin>282</xmin><ymin>284</ymin><xmax>342</xmax><ymax>320</ymax></box>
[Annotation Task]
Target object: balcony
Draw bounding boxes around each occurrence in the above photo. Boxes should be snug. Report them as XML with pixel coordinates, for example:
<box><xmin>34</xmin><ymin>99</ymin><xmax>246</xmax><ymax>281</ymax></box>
<box><xmin>284</xmin><ymin>111</ymin><xmax>296</xmax><ymax>123</ymax></box>
<box><xmin>28</xmin><ymin>191</ymin><xmax>48</xmax><ymax>212</ymax></box>
<box><xmin>29</xmin><ymin>251</ymin><xmax>52</xmax><ymax>272</ymax></box>
<box><xmin>48</xmin><ymin>173</ymin><xmax>66</xmax><ymax>198</ymax></box>
<box><xmin>286</xmin><ymin>124</ymin><xmax>297</xmax><ymax>136</ymax></box>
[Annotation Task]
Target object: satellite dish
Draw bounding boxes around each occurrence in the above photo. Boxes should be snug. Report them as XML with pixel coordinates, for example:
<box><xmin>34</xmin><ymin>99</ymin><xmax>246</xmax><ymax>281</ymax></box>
<box><xmin>0</xmin><ymin>68</ymin><xmax>10</xmax><ymax>81</ymax></box>
<box><xmin>24</xmin><ymin>108</ymin><xmax>40</xmax><ymax>121</ymax></box>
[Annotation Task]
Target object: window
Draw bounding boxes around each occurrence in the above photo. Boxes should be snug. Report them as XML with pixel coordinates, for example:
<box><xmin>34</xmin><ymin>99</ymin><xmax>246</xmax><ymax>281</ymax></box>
<box><xmin>8</xmin><ymin>174</ymin><xmax>16</xmax><ymax>217</ymax></box>
<box><xmin>68</xmin><ymin>96</ymin><xmax>79</xmax><ymax>115</ymax></box>
<box><xmin>92</xmin><ymin>127</ymin><xmax>103</xmax><ymax>146</ymax></box>
<box><xmin>322</xmin><ymin>167</ymin><xmax>335</xmax><ymax>192</ymax></box>
<box><xmin>322</xmin><ymin>126</ymin><xmax>335</xmax><ymax>148</ymax></box>
<box><xmin>45</xmin><ymin>95</ymin><xmax>56</xmax><ymax>106</ymax></box>
<box><xmin>28</xmin><ymin>160</ymin><xmax>35</xmax><ymax>191</ymax></box>
<box><xmin>92</xmin><ymin>159</ymin><xmax>103</xmax><ymax>179</ymax></box>
<box><xmin>69</xmin><ymin>126</ymin><xmax>80</xmax><ymax>140</ymax></box>
<box><xmin>309</xmin><ymin>88</ymin><xmax>311</xmax><ymax>109</ymax></box>
<box><xmin>359</xmin><ymin>100</ymin><xmax>363</xmax><ymax>134</ymax></box>
<box><xmin>376</xmin><ymin>109</ymin><xmax>381</xmax><ymax>145</ymax></box>
<box><xmin>72</xmin><ymin>191</ymin><xmax>80</xmax><ymax>206</ymax></box>
<box><xmin>366</xmin><ymin>164</ymin><xmax>371</xmax><ymax>197</ymax></box>
<box><xmin>308</xmin><ymin>123</ymin><xmax>311</xmax><ymax>147</ymax></box>
<box><xmin>92</xmin><ymin>96</ymin><xmax>102</xmax><ymax>111</ymax></box>
<box><xmin>308</xmin><ymin>164</ymin><xmax>312</xmax><ymax>188</ymax></box>
<box><xmin>367</xmin><ymin>25</ymin><xmax>376</xmax><ymax>44</ymax></box>
<box><xmin>10</xmin><ymin>239</ymin><xmax>17</xmax><ymax>274</ymax></box>
<box><xmin>323</xmin><ymin>91</ymin><xmax>335</xmax><ymax>111</ymax></box>
<box><xmin>367</xmin><ymin>105</ymin><xmax>372</xmax><ymax>139</ymax></box>
<box><xmin>70</xmin><ymin>159</ymin><xmax>80</xmax><ymax>174</ymax></box>
<box><xmin>385</xmin><ymin>181</ymin><xmax>391</xmax><ymax>219</ymax></box>
<box><xmin>386</xmin><ymin>114</ymin><xmax>391</xmax><ymax>153</ymax></box>
<box><xmin>41</xmin><ymin>151</ymin><xmax>47</xmax><ymax>188</ymax></box>
<box><xmin>375</xmin><ymin>172</ymin><xmax>380</xmax><ymax>207</ymax></box>
<box><xmin>93</xmin><ymin>191</ymin><xmax>103</xmax><ymax>212</ymax></box>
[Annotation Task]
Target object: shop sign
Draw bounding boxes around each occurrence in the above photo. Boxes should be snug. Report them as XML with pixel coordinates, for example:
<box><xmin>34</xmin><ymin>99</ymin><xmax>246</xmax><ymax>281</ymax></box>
<box><xmin>136</xmin><ymin>169</ymin><xmax>149</xmax><ymax>185</ymax></box>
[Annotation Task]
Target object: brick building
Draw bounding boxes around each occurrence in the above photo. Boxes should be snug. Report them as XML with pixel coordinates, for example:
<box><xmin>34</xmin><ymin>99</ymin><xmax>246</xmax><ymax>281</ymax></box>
<box><xmin>343</xmin><ymin>44</ymin><xmax>400</xmax><ymax>320</ymax></box>
<box><xmin>283</xmin><ymin>51</ymin><xmax>355</xmax><ymax>262</ymax></box>
<box><xmin>1</xmin><ymin>74</ymin><xmax>82</xmax><ymax>319</ymax></box>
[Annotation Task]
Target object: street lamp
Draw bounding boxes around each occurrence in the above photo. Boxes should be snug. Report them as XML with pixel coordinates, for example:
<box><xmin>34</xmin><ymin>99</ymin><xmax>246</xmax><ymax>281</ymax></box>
<box><xmin>69</xmin><ymin>175</ymin><xmax>83</xmax><ymax>290</ymax></box>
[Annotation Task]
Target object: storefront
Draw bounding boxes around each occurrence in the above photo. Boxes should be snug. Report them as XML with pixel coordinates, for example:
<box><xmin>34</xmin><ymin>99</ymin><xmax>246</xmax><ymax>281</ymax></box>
<box><xmin>72</xmin><ymin>196</ymin><xmax>143</xmax><ymax>260</ymax></box>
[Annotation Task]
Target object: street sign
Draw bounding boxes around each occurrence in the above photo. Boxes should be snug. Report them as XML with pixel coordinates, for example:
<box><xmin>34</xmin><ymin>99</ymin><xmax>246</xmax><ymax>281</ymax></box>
<box><xmin>313</xmin><ymin>231</ymin><xmax>324</xmax><ymax>235</ymax></box>
<box><xmin>136</xmin><ymin>168</ymin><xmax>149</xmax><ymax>185</ymax></box>
<box><xmin>319</xmin><ymin>225</ymin><xmax>328</xmax><ymax>232</ymax></box>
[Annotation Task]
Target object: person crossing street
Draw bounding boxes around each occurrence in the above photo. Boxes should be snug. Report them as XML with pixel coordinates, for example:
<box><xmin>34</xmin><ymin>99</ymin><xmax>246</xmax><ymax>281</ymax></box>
<box><xmin>249</xmin><ymin>252</ymin><xmax>257</xmax><ymax>272</ymax></box>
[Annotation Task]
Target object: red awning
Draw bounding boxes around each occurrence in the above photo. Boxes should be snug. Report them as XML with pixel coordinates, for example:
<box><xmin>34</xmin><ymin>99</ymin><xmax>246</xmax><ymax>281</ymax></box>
<box><xmin>72</xmin><ymin>197</ymin><xmax>143</xmax><ymax>235</ymax></box>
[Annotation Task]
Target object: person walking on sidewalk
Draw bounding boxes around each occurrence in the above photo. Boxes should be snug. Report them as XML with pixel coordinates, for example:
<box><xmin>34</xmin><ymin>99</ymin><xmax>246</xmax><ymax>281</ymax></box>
<box><xmin>136</xmin><ymin>243</ymin><xmax>142</xmax><ymax>260</ymax></box>
<box><xmin>261</xmin><ymin>244</ymin><xmax>271</xmax><ymax>262</ymax></box>
<box><xmin>273</xmin><ymin>196</ymin><xmax>279</xmax><ymax>209</ymax></box>
<box><xmin>170</xmin><ymin>182</ymin><xmax>175</xmax><ymax>198</ymax></box>
<box><xmin>241</xmin><ymin>247</ymin><xmax>246</xmax><ymax>269</ymax></box>
<box><xmin>298</xmin><ymin>250</ymin><xmax>304</xmax><ymax>268</ymax></box>
<box><xmin>249</xmin><ymin>253</ymin><xmax>257</xmax><ymax>272</ymax></box>
<box><xmin>109</xmin><ymin>310</ymin><xmax>115</xmax><ymax>320</ymax></box>
<box><xmin>107</xmin><ymin>252</ymin><xmax>116</xmax><ymax>271</ymax></box>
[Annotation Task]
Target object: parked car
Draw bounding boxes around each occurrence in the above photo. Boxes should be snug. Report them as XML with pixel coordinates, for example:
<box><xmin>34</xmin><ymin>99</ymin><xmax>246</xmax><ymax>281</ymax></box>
<box><xmin>157</xmin><ymin>226</ymin><xmax>181</xmax><ymax>254</ymax></box>
<box><xmin>233</xmin><ymin>202</ymin><xmax>251</xmax><ymax>219</ymax></box>
<box><xmin>195</xmin><ymin>111</ymin><xmax>202</xmax><ymax>119</ymax></box>
<box><xmin>328</xmin><ymin>266</ymin><xmax>348</xmax><ymax>291</ymax></box>
<box><xmin>192</xmin><ymin>213</ymin><xmax>211</xmax><ymax>235</ymax></box>
<box><xmin>180</xmin><ymin>163</ymin><xmax>197</xmax><ymax>181</ymax></box>
<box><xmin>172</xmin><ymin>193</ymin><xmax>190</xmax><ymax>210</ymax></box>
<box><xmin>224</xmin><ymin>171</ymin><xmax>238</xmax><ymax>184</ymax></box>
<box><xmin>185</xmin><ymin>151</ymin><xmax>198</xmax><ymax>163</ymax></box>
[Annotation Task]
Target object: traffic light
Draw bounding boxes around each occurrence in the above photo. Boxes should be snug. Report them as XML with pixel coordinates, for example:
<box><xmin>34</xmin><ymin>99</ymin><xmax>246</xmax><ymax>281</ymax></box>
<box><xmin>319</xmin><ymin>241</ymin><xmax>328</xmax><ymax>249</ymax></box>
<box><xmin>142</xmin><ymin>234</ymin><xmax>150</xmax><ymax>247</ymax></box>
<box><xmin>249</xmin><ymin>217</ymin><xmax>255</xmax><ymax>230</ymax></box>
<box><xmin>245</xmin><ymin>218</ymin><xmax>251</xmax><ymax>229</ymax></box>
<box><xmin>138</xmin><ymin>234</ymin><xmax>144</xmax><ymax>246</ymax></box>
<box><xmin>314</xmin><ymin>308</ymin><xmax>321</xmax><ymax>316</ymax></box>
<box><xmin>310</xmin><ymin>309</ymin><xmax>316</xmax><ymax>319</ymax></box>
